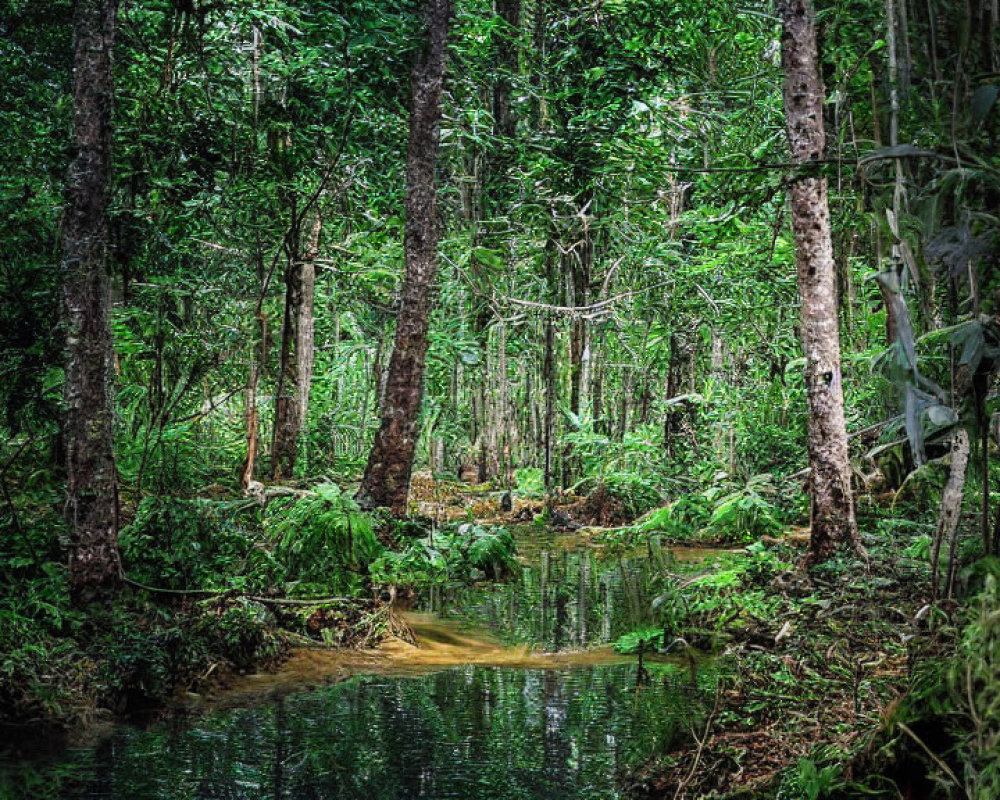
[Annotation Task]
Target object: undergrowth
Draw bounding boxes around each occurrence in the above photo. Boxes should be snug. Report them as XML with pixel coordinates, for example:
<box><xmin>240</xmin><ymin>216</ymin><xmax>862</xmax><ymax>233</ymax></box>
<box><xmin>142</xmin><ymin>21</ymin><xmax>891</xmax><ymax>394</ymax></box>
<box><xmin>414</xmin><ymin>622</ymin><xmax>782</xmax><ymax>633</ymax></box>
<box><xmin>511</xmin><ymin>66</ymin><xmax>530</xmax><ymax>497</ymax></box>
<box><xmin>633</xmin><ymin>473</ymin><xmax>786</xmax><ymax>545</ymax></box>
<box><xmin>614</xmin><ymin>542</ymin><xmax>791</xmax><ymax>654</ymax></box>
<box><xmin>2</xmin><ymin>483</ymin><xmax>521</xmax><ymax>731</ymax></box>
<box><xmin>371</xmin><ymin>523</ymin><xmax>517</xmax><ymax>589</ymax></box>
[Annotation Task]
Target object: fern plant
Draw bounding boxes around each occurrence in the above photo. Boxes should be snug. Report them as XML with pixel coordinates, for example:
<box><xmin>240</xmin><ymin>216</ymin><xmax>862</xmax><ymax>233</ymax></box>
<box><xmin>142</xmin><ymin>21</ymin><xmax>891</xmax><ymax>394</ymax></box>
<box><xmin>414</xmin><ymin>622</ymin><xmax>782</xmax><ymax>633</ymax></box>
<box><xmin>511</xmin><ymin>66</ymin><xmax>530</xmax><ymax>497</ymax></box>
<box><xmin>702</xmin><ymin>473</ymin><xmax>783</xmax><ymax>543</ymax></box>
<box><xmin>266</xmin><ymin>483</ymin><xmax>383</xmax><ymax>596</ymax></box>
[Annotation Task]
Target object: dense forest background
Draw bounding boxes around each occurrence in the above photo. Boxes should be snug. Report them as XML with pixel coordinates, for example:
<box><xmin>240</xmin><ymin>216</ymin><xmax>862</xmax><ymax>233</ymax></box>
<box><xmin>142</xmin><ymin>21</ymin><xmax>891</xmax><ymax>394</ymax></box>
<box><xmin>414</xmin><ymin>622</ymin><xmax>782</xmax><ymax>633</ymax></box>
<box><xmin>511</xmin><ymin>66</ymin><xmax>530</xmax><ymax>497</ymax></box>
<box><xmin>2</xmin><ymin>0</ymin><xmax>1000</xmax><ymax>797</ymax></box>
<box><xmin>5</xmin><ymin>0</ymin><xmax>913</xmax><ymax>502</ymax></box>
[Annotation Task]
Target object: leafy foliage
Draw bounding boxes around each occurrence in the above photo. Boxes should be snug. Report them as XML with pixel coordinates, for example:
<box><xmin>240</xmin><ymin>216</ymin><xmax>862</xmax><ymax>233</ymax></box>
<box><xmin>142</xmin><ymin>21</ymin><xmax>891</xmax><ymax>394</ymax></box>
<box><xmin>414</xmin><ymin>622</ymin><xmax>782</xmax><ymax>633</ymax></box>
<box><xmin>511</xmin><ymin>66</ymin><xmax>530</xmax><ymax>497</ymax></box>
<box><xmin>576</xmin><ymin>471</ymin><xmax>663</xmax><ymax>521</ymax></box>
<box><xmin>612</xmin><ymin>626</ymin><xmax>666</xmax><ymax>655</ymax></box>
<box><xmin>119</xmin><ymin>498</ymin><xmax>281</xmax><ymax>593</ymax></box>
<box><xmin>266</xmin><ymin>483</ymin><xmax>384</xmax><ymax>596</ymax></box>
<box><xmin>370</xmin><ymin>523</ymin><xmax>516</xmax><ymax>589</ymax></box>
<box><xmin>647</xmin><ymin>543</ymin><xmax>790</xmax><ymax>646</ymax></box>
<box><xmin>98</xmin><ymin>599</ymin><xmax>284</xmax><ymax>710</ymax></box>
<box><xmin>636</xmin><ymin>474</ymin><xmax>784</xmax><ymax>544</ymax></box>
<box><xmin>950</xmin><ymin>575</ymin><xmax>1000</xmax><ymax>797</ymax></box>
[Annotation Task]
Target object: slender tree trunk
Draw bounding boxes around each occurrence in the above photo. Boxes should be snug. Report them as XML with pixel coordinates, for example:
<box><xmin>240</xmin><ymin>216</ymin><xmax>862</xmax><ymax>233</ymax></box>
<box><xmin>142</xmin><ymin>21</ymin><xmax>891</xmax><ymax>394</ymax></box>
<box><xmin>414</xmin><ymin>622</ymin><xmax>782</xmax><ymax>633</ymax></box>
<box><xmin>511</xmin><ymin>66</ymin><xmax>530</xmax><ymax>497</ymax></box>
<box><xmin>271</xmin><ymin>214</ymin><xmax>320</xmax><ymax>480</ymax></box>
<box><xmin>617</xmin><ymin>367</ymin><xmax>630</xmax><ymax>442</ymax></box>
<box><xmin>591</xmin><ymin>331</ymin><xmax>604</xmax><ymax>435</ymax></box>
<box><xmin>296</xmin><ymin>218</ymin><xmax>319</xmax><ymax>426</ymax></box>
<box><xmin>240</xmin><ymin>311</ymin><xmax>268</xmax><ymax>493</ymax></box>
<box><xmin>356</xmin><ymin>0</ymin><xmax>452</xmax><ymax>513</ymax></box>
<box><xmin>498</xmin><ymin>320</ymin><xmax>513</xmax><ymax>487</ymax></box>
<box><xmin>778</xmin><ymin>0</ymin><xmax>860</xmax><ymax>562</ymax></box>
<box><xmin>543</xmin><ymin>313</ymin><xmax>556</xmax><ymax>511</ymax></box>
<box><xmin>62</xmin><ymin>0</ymin><xmax>122</xmax><ymax>604</ymax></box>
<box><xmin>494</xmin><ymin>0</ymin><xmax>520</xmax><ymax>141</ymax></box>
<box><xmin>472</xmin><ymin>0</ymin><xmax>521</xmax><ymax>482</ymax></box>
<box><xmin>568</xmin><ymin>228</ymin><xmax>591</xmax><ymax>418</ymax></box>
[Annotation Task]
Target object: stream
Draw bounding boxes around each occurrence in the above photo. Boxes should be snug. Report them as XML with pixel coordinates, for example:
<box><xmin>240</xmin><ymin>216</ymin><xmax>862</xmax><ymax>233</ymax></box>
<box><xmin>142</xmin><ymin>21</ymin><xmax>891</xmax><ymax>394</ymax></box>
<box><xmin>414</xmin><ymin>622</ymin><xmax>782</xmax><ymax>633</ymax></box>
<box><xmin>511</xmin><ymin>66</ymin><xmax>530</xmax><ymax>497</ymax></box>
<box><xmin>2</xmin><ymin>534</ymin><xmax>719</xmax><ymax>799</ymax></box>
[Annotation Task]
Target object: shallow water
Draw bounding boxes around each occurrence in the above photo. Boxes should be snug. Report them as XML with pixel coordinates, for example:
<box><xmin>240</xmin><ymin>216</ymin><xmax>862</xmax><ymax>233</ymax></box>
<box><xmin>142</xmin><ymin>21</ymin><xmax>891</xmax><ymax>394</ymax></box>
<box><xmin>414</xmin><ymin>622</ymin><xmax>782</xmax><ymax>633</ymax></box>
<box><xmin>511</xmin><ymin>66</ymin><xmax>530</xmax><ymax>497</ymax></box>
<box><xmin>19</xmin><ymin>663</ymin><xmax>699</xmax><ymax>800</ymax></box>
<box><xmin>426</xmin><ymin>538</ymin><xmax>726</xmax><ymax>651</ymax></box>
<box><xmin>2</xmin><ymin>538</ymin><xmax>720</xmax><ymax>800</ymax></box>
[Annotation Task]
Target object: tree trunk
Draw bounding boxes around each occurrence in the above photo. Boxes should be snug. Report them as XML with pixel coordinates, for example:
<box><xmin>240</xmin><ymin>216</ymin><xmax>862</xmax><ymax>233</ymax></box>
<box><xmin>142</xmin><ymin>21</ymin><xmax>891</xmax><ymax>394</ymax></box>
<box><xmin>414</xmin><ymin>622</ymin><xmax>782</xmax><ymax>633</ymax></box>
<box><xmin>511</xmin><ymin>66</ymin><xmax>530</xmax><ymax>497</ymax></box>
<box><xmin>271</xmin><ymin>214</ymin><xmax>320</xmax><ymax>480</ymax></box>
<box><xmin>240</xmin><ymin>311</ymin><xmax>267</xmax><ymax>493</ymax></box>
<box><xmin>568</xmin><ymin>223</ymin><xmax>592</xmax><ymax>418</ymax></box>
<box><xmin>355</xmin><ymin>0</ymin><xmax>452</xmax><ymax>513</ymax></box>
<box><xmin>591</xmin><ymin>331</ymin><xmax>604</xmax><ymax>435</ymax></box>
<box><xmin>778</xmin><ymin>0</ymin><xmax>860</xmax><ymax>562</ymax></box>
<box><xmin>493</xmin><ymin>0</ymin><xmax>520</xmax><ymax>142</ymax></box>
<box><xmin>62</xmin><ymin>0</ymin><xmax>122</xmax><ymax>604</ymax></box>
<box><xmin>543</xmin><ymin>313</ymin><xmax>556</xmax><ymax>511</ymax></box>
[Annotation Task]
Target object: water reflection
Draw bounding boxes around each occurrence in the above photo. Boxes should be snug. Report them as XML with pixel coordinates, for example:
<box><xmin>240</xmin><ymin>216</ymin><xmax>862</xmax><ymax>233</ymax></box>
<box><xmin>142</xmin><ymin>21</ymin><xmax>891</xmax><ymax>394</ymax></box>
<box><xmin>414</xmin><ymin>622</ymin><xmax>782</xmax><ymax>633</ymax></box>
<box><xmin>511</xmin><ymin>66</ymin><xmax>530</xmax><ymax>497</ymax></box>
<box><xmin>31</xmin><ymin>665</ymin><xmax>698</xmax><ymax>800</ymax></box>
<box><xmin>426</xmin><ymin>546</ymin><xmax>669</xmax><ymax>651</ymax></box>
<box><xmin>0</xmin><ymin>537</ymin><xmax>724</xmax><ymax>799</ymax></box>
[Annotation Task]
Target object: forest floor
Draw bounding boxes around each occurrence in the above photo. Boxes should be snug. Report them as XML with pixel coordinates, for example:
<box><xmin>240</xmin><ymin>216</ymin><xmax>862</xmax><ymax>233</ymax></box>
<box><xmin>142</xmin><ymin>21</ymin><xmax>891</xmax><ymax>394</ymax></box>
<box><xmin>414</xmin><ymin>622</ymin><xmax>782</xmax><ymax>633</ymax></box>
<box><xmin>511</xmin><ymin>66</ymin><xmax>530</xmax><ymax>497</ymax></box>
<box><xmin>620</xmin><ymin>525</ymin><xmax>944</xmax><ymax>798</ymax></box>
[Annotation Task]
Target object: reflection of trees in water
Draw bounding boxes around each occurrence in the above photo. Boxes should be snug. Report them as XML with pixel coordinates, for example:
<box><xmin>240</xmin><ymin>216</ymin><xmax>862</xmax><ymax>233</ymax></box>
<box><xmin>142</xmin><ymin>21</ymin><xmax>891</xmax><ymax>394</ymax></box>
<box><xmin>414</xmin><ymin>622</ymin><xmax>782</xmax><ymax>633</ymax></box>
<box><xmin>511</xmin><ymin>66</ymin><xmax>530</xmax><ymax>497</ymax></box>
<box><xmin>435</xmin><ymin>548</ymin><xmax>662</xmax><ymax>652</ymax></box>
<box><xmin>542</xmin><ymin>668</ymin><xmax>572</xmax><ymax>793</ymax></box>
<box><xmin>61</xmin><ymin>665</ymin><xmax>699</xmax><ymax>800</ymax></box>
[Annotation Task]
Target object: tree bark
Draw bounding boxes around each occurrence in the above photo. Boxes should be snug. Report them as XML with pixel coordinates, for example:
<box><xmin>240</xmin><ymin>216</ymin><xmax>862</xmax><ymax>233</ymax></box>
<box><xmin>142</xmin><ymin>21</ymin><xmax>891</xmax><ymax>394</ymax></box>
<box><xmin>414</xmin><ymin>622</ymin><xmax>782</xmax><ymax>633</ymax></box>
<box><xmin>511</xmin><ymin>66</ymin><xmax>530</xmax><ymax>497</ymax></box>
<box><xmin>271</xmin><ymin>214</ymin><xmax>320</xmax><ymax>480</ymax></box>
<box><xmin>543</xmin><ymin>313</ymin><xmax>556</xmax><ymax>511</ymax></box>
<box><xmin>931</xmin><ymin>429</ymin><xmax>970</xmax><ymax>599</ymax></box>
<box><xmin>355</xmin><ymin>0</ymin><xmax>452</xmax><ymax>513</ymax></box>
<box><xmin>568</xmin><ymin>240</ymin><xmax>591</xmax><ymax>418</ymax></box>
<box><xmin>62</xmin><ymin>0</ymin><xmax>122</xmax><ymax>604</ymax></box>
<box><xmin>493</xmin><ymin>0</ymin><xmax>520</xmax><ymax>142</ymax></box>
<box><xmin>241</xmin><ymin>234</ymin><xmax>271</xmax><ymax>494</ymax></box>
<box><xmin>591</xmin><ymin>330</ymin><xmax>604</xmax><ymax>435</ymax></box>
<box><xmin>778</xmin><ymin>0</ymin><xmax>860</xmax><ymax>562</ymax></box>
<box><xmin>240</xmin><ymin>311</ymin><xmax>267</xmax><ymax>493</ymax></box>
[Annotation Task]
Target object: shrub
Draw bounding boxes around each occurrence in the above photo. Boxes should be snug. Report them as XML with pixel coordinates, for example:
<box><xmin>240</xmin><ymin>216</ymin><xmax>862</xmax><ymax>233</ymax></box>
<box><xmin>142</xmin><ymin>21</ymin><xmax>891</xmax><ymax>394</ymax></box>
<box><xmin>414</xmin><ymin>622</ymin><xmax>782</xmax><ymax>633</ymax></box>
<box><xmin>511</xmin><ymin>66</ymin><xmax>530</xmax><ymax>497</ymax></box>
<box><xmin>370</xmin><ymin>523</ymin><xmax>517</xmax><ymax>589</ymax></box>
<box><xmin>637</xmin><ymin>474</ymin><xmax>783</xmax><ymax>544</ymax></box>
<box><xmin>119</xmin><ymin>497</ymin><xmax>281</xmax><ymax>592</ymax></box>
<box><xmin>98</xmin><ymin>600</ymin><xmax>283</xmax><ymax>711</ymax></box>
<box><xmin>702</xmin><ymin>474</ymin><xmax>783</xmax><ymax>543</ymax></box>
<box><xmin>0</xmin><ymin>571</ymin><xmax>95</xmax><ymax>728</ymax></box>
<box><xmin>576</xmin><ymin>471</ymin><xmax>663</xmax><ymax>522</ymax></box>
<box><xmin>951</xmin><ymin>574</ymin><xmax>1000</xmax><ymax>798</ymax></box>
<box><xmin>513</xmin><ymin>467</ymin><xmax>544</xmax><ymax>497</ymax></box>
<box><xmin>0</xmin><ymin>636</ymin><xmax>94</xmax><ymax>727</ymax></box>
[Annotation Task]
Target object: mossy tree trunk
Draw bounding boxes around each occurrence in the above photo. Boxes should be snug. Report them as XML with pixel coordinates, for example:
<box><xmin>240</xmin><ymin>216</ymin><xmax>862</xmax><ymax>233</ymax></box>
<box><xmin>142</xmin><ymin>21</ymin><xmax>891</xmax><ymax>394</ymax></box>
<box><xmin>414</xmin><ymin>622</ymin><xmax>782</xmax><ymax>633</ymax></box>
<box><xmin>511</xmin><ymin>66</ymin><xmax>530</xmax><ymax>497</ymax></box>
<box><xmin>62</xmin><ymin>0</ymin><xmax>123</xmax><ymax>603</ymax></box>
<box><xmin>356</xmin><ymin>0</ymin><xmax>452</xmax><ymax>513</ymax></box>
<box><xmin>778</xmin><ymin>0</ymin><xmax>860</xmax><ymax>562</ymax></box>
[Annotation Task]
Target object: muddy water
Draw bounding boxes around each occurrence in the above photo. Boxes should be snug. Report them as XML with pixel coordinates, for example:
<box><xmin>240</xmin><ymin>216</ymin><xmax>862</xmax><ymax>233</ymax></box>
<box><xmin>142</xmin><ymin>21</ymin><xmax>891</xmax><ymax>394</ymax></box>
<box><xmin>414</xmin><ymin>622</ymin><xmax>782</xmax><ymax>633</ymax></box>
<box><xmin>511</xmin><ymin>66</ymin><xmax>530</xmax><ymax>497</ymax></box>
<box><xmin>3</xmin><ymin>537</ymin><xmax>719</xmax><ymax>799</ymax></box>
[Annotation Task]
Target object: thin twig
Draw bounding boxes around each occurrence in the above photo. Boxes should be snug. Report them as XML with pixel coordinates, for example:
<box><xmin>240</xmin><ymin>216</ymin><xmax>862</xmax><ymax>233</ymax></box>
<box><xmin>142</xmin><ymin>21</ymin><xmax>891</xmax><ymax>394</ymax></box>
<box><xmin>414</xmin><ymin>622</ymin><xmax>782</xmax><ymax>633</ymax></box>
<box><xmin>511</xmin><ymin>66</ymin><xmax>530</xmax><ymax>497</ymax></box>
<box><xmin>247</xmin><ymin>595</ymin><xmax>358</xmax><ymax>606</ymax></box>
<box><xmin>124</xmin><ymin>576</ymin><xmax>356</xmax><ymax>606</ymax></box>
<box><xmin>673</xmin><ymin>681</ymin><xmax>722</xmax><ymax>799</ymax></box>
<box><xmin>897</xmin><ymin>721</ymin><xmax>967</xmax><ymax>797</ymax></box>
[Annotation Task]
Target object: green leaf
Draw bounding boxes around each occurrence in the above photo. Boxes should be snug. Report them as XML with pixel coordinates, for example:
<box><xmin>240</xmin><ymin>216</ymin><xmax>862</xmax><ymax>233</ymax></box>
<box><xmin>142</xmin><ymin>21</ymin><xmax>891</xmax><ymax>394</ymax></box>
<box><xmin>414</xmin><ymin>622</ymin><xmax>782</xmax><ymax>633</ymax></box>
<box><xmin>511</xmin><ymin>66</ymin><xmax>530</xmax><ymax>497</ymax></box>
<box><xmin>472</xmin><ymin>247</ymin><xmax>505</xmax><ymax>271</ymax></box>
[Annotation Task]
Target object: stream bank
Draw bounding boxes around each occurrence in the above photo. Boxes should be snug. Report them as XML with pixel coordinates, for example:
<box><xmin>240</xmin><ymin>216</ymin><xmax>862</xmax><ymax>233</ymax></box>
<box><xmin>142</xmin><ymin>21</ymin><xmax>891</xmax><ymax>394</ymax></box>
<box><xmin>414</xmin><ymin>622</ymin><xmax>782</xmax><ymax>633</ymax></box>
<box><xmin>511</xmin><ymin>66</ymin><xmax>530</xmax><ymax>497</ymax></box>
<box><xmin>2</xmin><ymin>491</ymin><xmax>945</xmax><ymax>800</ymax></box>
<box><xmin>2</xmin><ymin>525</ymin><xmax>721</xmax><ymax>799</ymax></box>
